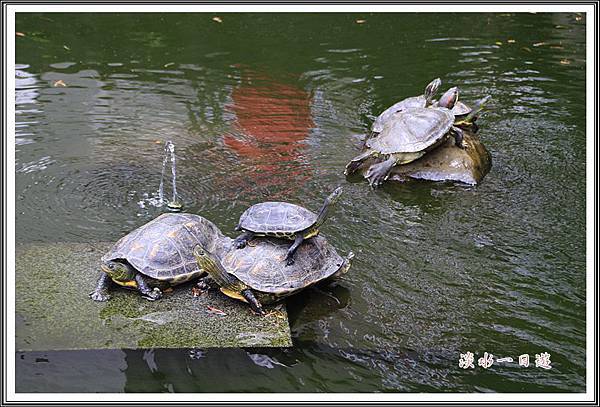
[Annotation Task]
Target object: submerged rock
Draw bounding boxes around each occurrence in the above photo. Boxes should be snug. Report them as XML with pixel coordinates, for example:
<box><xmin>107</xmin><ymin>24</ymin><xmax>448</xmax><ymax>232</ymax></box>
<box><xmin>355</xmin><ymin>131</ymin><xmax>491</xmax><ymax>185</ymax></box>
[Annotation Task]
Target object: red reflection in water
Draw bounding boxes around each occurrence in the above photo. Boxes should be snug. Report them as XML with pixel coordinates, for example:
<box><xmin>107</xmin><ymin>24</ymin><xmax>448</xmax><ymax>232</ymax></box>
<box><xmin>224</xmin><ymin>71</ymin><xmax>314</xmax><ymax>195</ymax></box>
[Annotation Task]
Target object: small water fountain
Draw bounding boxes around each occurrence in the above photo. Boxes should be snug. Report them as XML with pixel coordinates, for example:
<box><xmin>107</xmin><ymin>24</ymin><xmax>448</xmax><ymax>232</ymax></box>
<box><xmin>157</xmin><ymin>140</ymin><xmax>182</xmax><ymax>211</ymax></box>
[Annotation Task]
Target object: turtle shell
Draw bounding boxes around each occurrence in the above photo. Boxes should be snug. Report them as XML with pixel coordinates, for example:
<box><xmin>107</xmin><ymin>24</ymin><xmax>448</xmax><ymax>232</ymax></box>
<box><xmin>367</xmin><ymin>107</ymin><xmax>454</xmax><ymax>154</ymax></box>
<box><xmin>222</xmin><ymin>235</ymin><xmax>349</xmax><ymax>296</ymax></box>
<box><xmin>238</xmin><ymin>202</ymin><xmax>316</xmax><ymax>234</ymax></box>
<box><xmin>371</xmin><ymin>95</ymin><xmax>426</xmax><ymax>133</ymax></box>
<box><xmin>451</xmin><ymin>101</ymin><xmax>471</xmax><ymax>117</ymax></box>
<box><xmin>102</xmin><ymin>213</ymin><xmax>230</xmax><ymax>283</ymax></box>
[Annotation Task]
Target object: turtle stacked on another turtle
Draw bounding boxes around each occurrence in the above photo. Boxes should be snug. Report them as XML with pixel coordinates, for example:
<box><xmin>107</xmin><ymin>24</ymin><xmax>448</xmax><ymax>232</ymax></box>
<box><xmin>233</xmin><ymin>187</ymin><xmax>344</xmax><ymax>266</ymax></box>
<box><xmin>346</xmin><ymin>82</ymin><xmax>490</xmax><ymax>188</ymax></box>
<box><xmin>194</xmin><ymin>236</ymin><xmax>354</xmax><ymax>315</ymax></box>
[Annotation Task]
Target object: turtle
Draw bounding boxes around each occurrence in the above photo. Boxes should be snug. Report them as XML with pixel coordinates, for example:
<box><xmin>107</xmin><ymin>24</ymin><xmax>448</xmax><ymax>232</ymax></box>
<box><xmin>233</xmin><ymin>187</ymin><xmax>343</xmax><ymax>266</ymax></box>
<box><xmin>345</xmin><ymin>88</ymin><xmax>488</xmax><ymax>187</ymax></box>
<box><xmin>432</xmin><ymin>87</ymin><xmax>491</xmax><ymax>132</ymax></box>
<box><xmin>370</xmin><ymin>77</ymin><xmax>442</xmax><ymax>135</ymax></box>
<box><xmin>193</xmin><ymin>236</ymin><xmax>354</xmax><ymax>315</ymax></box>
<box><xmin>89</xmin><ymin>213</ymin><xmax>230</xmax><ymax>302</ymax></box>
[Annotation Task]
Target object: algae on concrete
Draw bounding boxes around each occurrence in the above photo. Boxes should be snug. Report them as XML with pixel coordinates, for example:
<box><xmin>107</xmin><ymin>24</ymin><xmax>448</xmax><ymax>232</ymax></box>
<box><xmin>16</xmin><ymin>242</ymin><xmax>292</xmax><ymax>351</ymax></box>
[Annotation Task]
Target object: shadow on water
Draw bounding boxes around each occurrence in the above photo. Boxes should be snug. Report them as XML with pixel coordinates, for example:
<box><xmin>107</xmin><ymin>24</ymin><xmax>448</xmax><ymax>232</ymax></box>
<box><xmin>15</xmin><ymin>12</ymin><xmax>586</xmax><ymax>393</ymax></box>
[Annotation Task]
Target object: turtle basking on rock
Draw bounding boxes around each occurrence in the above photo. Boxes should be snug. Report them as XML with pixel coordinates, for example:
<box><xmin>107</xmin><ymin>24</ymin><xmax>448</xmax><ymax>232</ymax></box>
<box><xmin>433</xmin><ymin>87</ymin><xmax>491</xmax><ymax>132</ymax></box>
<box><xmin>233</xmin><ymin>187</ymin><xmax>343</xmax><ymax>265</ymax></box>
<box><xmin>90</xmin><ymin>213</ymin><xmax>229</xmax><ymax>302</ymax></box>
<box><xmin>193</xmin><ymin>236</ymin><xmax>354</xmax><ymax>315</ymax></box>
<box><xmin>371</xmin><ymin>78</ymin><xmax>442</xmax><ymax>135</ymax></box>
<box><xmin>346</xmin><ymin>88</ymin><xmax>488</xmax><ymax>188</ymax></box>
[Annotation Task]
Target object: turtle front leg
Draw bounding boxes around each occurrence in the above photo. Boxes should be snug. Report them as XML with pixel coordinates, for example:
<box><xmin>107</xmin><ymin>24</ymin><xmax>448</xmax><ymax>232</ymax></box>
<box><xmin>284</xmin><ymin>234</ymin><xmax>305</xmax><ymax>266</ymax></box>
<box><xmin>365</xmin><ymin>156</ymin><xmax>397</xmax><ymax>188</ymax></box>
<box><xmin>89</xmin><ymin>272</ymin><xmax>113</xmax><ymax>302</ymax></box>
<box><xmin>135</xmin><ymin>273</ymin><xmax>162</xmax><ymax>301</ymax></box>
<box><xmin>241</xmin><ymin>289</ymin><xmax>266</xmax><ymax>316</ymax></box>
<box><xmin>451</xmin><ymin>126</ymin><xmax>466</xmax><ymax>149</ymax></box>
<box><xmin>234</xmin><ymin>231</ymin><xmax>255</xmax><ymax>249</ymax></box>
<box><xmin>344</xmin><ymin>150</ymin><xmax>373</xmax><ymax>175</ymax></box>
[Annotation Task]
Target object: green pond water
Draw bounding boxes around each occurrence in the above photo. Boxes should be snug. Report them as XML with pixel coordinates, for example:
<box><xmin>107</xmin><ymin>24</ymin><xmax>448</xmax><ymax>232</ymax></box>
<box><xmin>15</xmin><ymin>12</ymin><xmax>586</xmax><ymax>392</ymax></box>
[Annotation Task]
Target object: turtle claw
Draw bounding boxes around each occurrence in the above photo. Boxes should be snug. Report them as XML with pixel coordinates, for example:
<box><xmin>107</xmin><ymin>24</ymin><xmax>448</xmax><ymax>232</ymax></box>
<box><xmin>143</xmin><ymin>287</ymin><xmax>162</xmax><ymax>301</ymax></box>
<box><xmin>365</xmin><ymin>170</ymin><xmax>387</xmax><ymax>189</ymax></box>
<box><xmin>89</xmin><ymin>291</ymin><xmax>110</xmax><ymax>302</ymax></box>
<box><xmin>234</xmin><ymin>239</ymin><xmax>248</xmax><ymax>249</ymax></box>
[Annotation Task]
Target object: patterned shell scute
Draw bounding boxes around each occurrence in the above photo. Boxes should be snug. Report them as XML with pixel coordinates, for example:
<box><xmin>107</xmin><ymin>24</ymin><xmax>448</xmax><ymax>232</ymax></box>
<box><xmin>102</xmin><ymin>213</ymin><xmax>228</xmax><ymax>281</ymax></box>
<box><xmin>239</xmin><ymin>202</ymin><xmax>317</xmax><ymax>233</ymax></box>
<box><xmin>368</xmin><ymin>107</ymin><xmax>454</xmax><ymax>154</ymax></box>
<box><xmin>223</xmin><ymin>236</ymin><xmax>344</xmax><ymax>295</ymax></box>
<box><xmin>371</xmin><ymin>95</ymin><xmax>426</xmax><ymax>133</ymax></box>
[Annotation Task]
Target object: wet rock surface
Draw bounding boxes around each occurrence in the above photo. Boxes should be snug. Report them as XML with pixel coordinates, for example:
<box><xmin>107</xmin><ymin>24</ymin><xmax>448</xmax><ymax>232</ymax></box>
<box><xmin>16</xmin><ymin>242</ymin><xmax>292</xmax><ymax>351</ymax></box>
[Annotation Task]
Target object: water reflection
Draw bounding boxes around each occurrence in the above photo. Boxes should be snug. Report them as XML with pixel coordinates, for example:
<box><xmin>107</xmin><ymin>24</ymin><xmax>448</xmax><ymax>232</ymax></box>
<box><xmin>14</xmin><ymin>12</ymin><xmax>586</xmax><ymax>393</ymax></box>
<box><xmin>223</xmin><ymin>68</ymin><xmax>313</xmax><ymax>196</ymax></box>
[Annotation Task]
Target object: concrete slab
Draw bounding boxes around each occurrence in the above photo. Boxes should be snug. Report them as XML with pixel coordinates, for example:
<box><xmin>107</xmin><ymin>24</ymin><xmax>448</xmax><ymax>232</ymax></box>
<box><xmin>16</xmin><ymin>242</ymin><xmax>292</xmax><ymax>351</ymax></box>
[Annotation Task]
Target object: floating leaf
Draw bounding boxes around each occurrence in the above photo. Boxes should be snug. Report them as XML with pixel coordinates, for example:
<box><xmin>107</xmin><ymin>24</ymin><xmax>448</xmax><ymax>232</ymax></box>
<box><xmin>495</xmin><ymin>41</ymin><xmax>503</xmax><ymax>46</ymax></box>
<box><xmin>163</xmin><ymin>62</ymin><xmax>174</xmax><ymax>68</ymax></box>
<box><xmin>507</xmin><ymin>39</ymin><xmax>516</xmax><ymax>43</ymax></box>
<box><xmin>154</xmin><ymin>140</ymin><xmax>163</xmax><ymax>144</ymax></box>
<box><xmin>532</xmin><ymin>42</ymin><xmax>546</xmax><ymax>47</ymax></box>
<box><xmin>16</xmin><ymin>32</ymin><xmax>25</xmax><ymax>37</ymax></box>
<box><xmin>355</xmin><ymin>19</ymin><xmax>366</xmax><ymax>24</ymax></box>
<box><xmin>206</xmin><ymin>305</ymin><xmax>226</xmax><ymax>316</ymax></box>
<box><xmin>63</xmin><ymin>44</ymin><xmax>70</xmax><ymax>51</ymax></box>
<box><xmin>53</xmin><ymin>79</ymin><xmax>66</xmax><ymax>87</ymax></box>
<box><xmin>522</xmin><ymin>47</ymin><xmax>532</xmax><ymax>52</ymax></box>
<box><xmin>560</xmin><ymin>59</ymin><xmax>571</xmax><ymax>65</ymax></box>
<box><xmin>212</xmin><ymin>16</ymin><xmax>223</xmax><ymax>23</ymax></box>
<box><xmin>575</xmin><ymin>15</ymin><xmax>582</xmax><ymax>21</ymax></box>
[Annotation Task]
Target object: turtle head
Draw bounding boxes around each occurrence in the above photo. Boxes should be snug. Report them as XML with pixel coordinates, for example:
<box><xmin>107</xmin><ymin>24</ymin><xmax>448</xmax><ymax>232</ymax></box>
<box><xmin>193</xmin><ymin>245</ymin><xmax>264</xmax><ymax>315</ymax></box>
<box><xmin>326</xmin><ymin>186</ymin><xmax>344</xmax><ymax>205</ymax></box>
<box><xmin>463</xmin><ymin>95</ymin><xmax>492</xmax><ymax>123</ymax></box>
<box><xmin>424</xmin><ymin>78</ymin><xmax>442</xmax><ymax>105</ymax></box>
<box><xmin>193</xmin><ymin>245</ymin><xmax>239</xmax><ymax>288</ymax></box>
<box><xmin>193</xmin><ymin>245</ymin><xmax>221</xmax><ymax>278</ymax></box>
<box><xmin>438</xmin><ymin>86</ymin><xmax>459</xmax><ymax>109</ymax></box>
<box><xmin>315</xmin><ymin>187</ymin><xmax>343</xmax><ymax>228</ymax></box>
<box><xmin>101</xmin><ymin>260</ymin><xmax>135</xmax><ymax>282</ymax></box>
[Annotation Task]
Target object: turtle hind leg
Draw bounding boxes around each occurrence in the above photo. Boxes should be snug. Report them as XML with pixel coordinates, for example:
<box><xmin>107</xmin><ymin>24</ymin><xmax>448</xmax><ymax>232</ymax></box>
<box><xmin>344</xmin><ymin>150</ymin><xmax>373</xmax><ymax>175</ymax></box>
<box><xmin>365</xmin><ymin>156</ymin><xmax>397</xmax><ymax>188</ymax></box>
<box><xmin>135</xmin><ymin>273</ymin><xmax>162</xmax><ymax>301</ymax></box>
<box><xmin>241</xmin><ymin>289</ymin><xmax>265</xmax><ymax>316</ymax></box>
<box><xmin>234</xmin><ymin>231</ymin><xmax>255</xmax><ymax>249</ymax></box>
<box><xmin>89</xmin><ymin>272</ymin><xmax>113</xmax><ymax>302</ymax></box>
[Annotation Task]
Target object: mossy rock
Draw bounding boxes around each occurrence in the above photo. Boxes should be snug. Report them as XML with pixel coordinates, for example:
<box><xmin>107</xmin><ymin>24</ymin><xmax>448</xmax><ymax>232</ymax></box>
<box><xmin>16</xmin><ymin>242</ymin><xmax>291</xmax><ymax>351</ymax></box>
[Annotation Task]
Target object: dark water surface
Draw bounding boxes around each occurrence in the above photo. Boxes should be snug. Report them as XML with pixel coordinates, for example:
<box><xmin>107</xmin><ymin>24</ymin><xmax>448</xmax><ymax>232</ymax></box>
<box><xmin>14</xmin><ymin>12</ymin><xmax>586</xmax><ymax>392</ymax></box>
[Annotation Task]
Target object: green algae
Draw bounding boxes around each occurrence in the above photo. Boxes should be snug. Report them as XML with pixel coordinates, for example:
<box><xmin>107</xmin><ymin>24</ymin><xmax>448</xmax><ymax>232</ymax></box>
<box><xmin>16</xmin><ymin>242</ymin><xmax>292</xmax><ymax>351</ymax></box>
